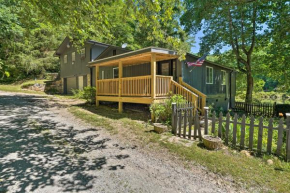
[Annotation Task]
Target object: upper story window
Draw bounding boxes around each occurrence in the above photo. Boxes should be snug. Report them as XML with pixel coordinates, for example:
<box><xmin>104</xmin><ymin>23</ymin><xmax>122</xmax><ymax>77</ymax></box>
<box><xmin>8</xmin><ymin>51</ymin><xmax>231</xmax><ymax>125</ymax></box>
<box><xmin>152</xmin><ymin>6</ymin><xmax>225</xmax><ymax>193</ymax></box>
<box><xmin>64</xmin><ymin>55</ymin><xmax>67</xmax><ymax>64</ymax></box>
<box><xmin>113</xmin><ymin>67</ymin><xmax>119</xmax><ymax>79</ymax></box>
<box><xmin>80</xmin><ymin>48</ymin><xmax>85</xmax><ymax>59</ymax></box>
<box><xmin>72</xmin><ymin>52</ymin><xmax>75</xmax><ymax>65</ymax></box>
<box><xmin>206</xmin><ymin>66</ymin><xmax>213</xmax><ymax>84</ymax></box>
<box><xmin>221</xmin><ymin>70</ymin><xmax>226</xmax><ymax>85</ymax></box>
<box><xmin>113</xmin><ymin>50</ymin><xmax>116</xmax><ymax>56</ymax></box>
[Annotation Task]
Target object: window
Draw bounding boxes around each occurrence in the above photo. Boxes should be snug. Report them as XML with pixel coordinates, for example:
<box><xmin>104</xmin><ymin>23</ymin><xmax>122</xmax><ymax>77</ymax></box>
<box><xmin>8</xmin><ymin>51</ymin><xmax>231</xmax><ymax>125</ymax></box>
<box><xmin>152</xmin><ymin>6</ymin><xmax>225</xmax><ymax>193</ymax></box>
<box><xmin>80</xmin><ymin>48</ymin><xmax>85</xmax><ymax>58</ymax></box>
<box><xmin>206</xmin><ymin>66</ymin><xmax>213</xmax><ymax>84</ymax></box>
<box><xmin>72</xmin><ymin>52</ymin><xmax>75</xmax><ymax>65</ymax></box>
<box><xmin>101</xmin><ymin>71</ymin><xmax>104</xmax><ymax>79</ymax></box>
<box><xmin>64</xmin><ymin>55</ymin><xmax>67</xmax><ymax>64</ymax></box>
<box><xmin>113</xmin><ymin>67</ymin><xmax>119</xmax><ymax>79</ymax></box>
<box><xmin>113</xmin><ymin>50</ymin><xmax>116</xmax><ymax>56</ymax></box>
<box><xmin>221</xmin><ymin>70</ymin><xmax>226</xmax><ymax>85</ymax></box>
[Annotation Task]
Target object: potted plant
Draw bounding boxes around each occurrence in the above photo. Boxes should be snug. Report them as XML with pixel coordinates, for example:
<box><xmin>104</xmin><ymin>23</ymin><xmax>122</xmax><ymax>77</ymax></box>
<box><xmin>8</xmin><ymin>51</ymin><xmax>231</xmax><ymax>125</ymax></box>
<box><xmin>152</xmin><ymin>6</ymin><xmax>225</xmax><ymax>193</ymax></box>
<box><xmin>202</xmin><ymin>134</ymin><xmax>223</xmax><ymax>150</ymax></box>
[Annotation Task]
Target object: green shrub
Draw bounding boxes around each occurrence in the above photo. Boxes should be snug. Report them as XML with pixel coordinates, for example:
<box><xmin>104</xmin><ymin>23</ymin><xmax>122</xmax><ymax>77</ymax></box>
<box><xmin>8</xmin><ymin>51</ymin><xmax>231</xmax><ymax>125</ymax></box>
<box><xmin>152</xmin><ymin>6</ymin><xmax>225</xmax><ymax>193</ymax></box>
<box><xmin>83</xmin><ymin>86</ymin><xmax>96</xmax><ymax>104</ymax></box>
<box><xmin>72</xmin><ymin>86</ymin><xmax>96</xmax><ymax>104</ymax></box>
<box><xmin>150</xmin><ymin>94</ymin><xmax>186</xmax><ymax>124</ymax></box>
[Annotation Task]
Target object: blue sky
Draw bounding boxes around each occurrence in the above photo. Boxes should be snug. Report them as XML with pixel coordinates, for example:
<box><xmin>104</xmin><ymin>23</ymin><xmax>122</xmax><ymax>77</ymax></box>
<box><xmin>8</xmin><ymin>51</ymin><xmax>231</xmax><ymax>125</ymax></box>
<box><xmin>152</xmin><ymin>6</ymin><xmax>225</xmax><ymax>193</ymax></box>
<box><xmin>190</xmin><ymin>30</ymin><xmax>231</xmax><ymax>54</ymax></box>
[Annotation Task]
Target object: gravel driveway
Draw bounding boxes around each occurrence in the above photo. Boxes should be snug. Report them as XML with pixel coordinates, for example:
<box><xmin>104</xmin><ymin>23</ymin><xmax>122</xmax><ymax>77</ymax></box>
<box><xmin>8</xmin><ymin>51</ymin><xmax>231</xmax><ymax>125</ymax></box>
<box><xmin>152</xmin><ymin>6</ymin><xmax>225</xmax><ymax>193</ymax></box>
<box><xmin>0</xmin><ymin>92</ymin><xmax>237</xmax><ymax>193</ymax></box>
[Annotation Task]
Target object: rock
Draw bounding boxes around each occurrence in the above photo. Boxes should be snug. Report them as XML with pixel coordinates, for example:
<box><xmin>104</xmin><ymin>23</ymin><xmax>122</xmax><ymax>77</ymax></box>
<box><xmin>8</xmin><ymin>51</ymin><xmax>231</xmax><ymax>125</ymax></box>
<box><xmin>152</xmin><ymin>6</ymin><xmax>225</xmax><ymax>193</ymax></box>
<box><xmin>267</xmin><ymin>159</ymin><xmax>274</xmax><ymax>165</ymax></box>
<box><xmin>153</xmin><ymin>123</ymin><xmax>168</xmax><ymax>134</ymax></box>
<box><xmin>240</xmin><ymin>150</ymin><xmax>251</xmax><ymax>157</ymax></box>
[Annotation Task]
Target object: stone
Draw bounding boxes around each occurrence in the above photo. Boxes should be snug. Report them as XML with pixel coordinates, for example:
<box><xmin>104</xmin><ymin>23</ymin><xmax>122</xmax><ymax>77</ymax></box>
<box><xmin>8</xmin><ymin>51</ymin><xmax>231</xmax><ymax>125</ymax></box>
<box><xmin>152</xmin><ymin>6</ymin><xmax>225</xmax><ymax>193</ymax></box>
<box><xmin>240</xmin><ymin>150</ymin><xmax>251</xmax><ymax>157</ymax></box>
<box><xmin>267</xmin><ymin>159</ymin><xmax>274</xmax><ymax>165</ymax></box>
<box><xmin>153</xmin><ymin>123</ymin><xmax>168</xmax><ymax>134</ymax></box>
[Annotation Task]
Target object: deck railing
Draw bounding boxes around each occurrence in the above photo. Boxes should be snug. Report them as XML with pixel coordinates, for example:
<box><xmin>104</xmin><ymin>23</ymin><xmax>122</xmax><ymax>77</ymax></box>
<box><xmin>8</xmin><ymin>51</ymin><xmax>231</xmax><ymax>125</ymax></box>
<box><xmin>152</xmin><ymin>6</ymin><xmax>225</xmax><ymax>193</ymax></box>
<box><xmin>97</xmin><ymin>79</ymin><xmax>119</xmax><ymax>95</ymax></box>
<box><xmin>170</xmin><ymin>80</ymin><xmax>198</xmax><ymax>111</ymax></box>
<box><xmin>179</xmin><ymin>77</ymin><xmax>207</xmax><ymax>114</ymax></box>
<box><xmin>156</xmin><ymin>75</ymin><xmax>172</xmax><ymax>97</ymax></box>
<box><xmin>97</xmin><ymin>76</ymin><xmax>201</xmax><ymax>113</ymax></box>
<box><xmin>121</xmin><ymin>75</ymin><xmax>151</xmax><ymax>96</ymax></box>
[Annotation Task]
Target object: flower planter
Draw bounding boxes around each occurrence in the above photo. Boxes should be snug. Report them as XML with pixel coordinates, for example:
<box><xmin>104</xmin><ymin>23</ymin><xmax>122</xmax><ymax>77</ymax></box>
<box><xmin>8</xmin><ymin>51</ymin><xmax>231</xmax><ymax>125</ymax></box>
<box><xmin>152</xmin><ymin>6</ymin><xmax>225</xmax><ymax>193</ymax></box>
<box><xmin>202</xmin><ymin>135</ymin><xmax>223</xmax><ymax>150</ymax></box>
<box><xmin>153</xmin><ymin>123</ymin><xmax>168</xmax><ymax>134</ymax></box>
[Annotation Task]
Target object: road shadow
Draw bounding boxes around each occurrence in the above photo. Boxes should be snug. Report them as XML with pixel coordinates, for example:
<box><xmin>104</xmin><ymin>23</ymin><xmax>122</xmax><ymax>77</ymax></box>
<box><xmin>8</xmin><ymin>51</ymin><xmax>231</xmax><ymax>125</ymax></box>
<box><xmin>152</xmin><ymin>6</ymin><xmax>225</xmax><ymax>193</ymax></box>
<box><xmin>0</xmin><ymin>94</ymin><xmax>129</xmax><ymax>192</ymax></box>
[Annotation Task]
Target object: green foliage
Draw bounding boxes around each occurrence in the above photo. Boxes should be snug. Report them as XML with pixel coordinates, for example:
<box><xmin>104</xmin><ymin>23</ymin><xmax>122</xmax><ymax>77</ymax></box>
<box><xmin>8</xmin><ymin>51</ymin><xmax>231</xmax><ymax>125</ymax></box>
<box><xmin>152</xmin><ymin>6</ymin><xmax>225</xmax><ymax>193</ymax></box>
<box><xmin>72</xmin><ymin>86</ymin><xmax>96</xmax><ymax>104</ymax></box>
<box><xmin>150</xmin><ymin>94</ymin><xmax>186</xmax><ymax>124</ymax></box>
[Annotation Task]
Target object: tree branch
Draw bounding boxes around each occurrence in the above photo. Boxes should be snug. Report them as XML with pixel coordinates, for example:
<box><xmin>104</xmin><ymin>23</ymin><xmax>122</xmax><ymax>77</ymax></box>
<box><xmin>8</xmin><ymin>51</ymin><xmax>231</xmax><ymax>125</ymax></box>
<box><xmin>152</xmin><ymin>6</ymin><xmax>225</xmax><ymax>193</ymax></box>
<box><xmin>248</xmin><ymin>4</ymin><xmax>257</xmax><ymax>55</ymax></box>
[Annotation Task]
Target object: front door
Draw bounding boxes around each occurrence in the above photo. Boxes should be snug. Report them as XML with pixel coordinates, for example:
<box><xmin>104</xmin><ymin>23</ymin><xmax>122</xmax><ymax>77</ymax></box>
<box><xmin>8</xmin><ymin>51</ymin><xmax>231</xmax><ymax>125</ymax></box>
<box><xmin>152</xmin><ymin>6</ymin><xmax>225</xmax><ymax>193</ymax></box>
<box><xmin>157</xmin><ymin>60</ymin><xmax>177</xmax><ymax>81</ymax></box>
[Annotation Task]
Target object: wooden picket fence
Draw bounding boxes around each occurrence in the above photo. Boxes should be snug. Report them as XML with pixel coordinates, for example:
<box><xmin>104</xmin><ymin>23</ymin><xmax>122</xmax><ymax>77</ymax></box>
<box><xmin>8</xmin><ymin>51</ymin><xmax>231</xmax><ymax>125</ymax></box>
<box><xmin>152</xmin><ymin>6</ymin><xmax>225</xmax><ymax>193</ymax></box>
<box><xmin>171</xmin><ymin>103</ymin><xmax>202</xmax><ymax>141</ymax></box>
<box><xmin>171</xmin><ymin>103</ymin><xmax>290</xmax><ymax>161</ymax></box>
<box><xmin>233</xmin><ymin>102</ymin><xmax>276</xmax><ymax>117</ymax></box>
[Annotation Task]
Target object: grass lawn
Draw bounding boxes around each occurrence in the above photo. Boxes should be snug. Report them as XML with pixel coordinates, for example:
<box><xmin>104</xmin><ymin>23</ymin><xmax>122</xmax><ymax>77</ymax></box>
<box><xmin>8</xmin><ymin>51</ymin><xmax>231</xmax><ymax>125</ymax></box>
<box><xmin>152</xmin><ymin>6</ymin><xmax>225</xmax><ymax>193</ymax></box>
<box><xmin>69</xmin><ymin>104</ymin><xmax>290</xmax><ymax>192</ymax></box>
<box><xmin>0</xmin><ymin>79</ymin><xmax>47</xmax><ymax>95</ymax></box>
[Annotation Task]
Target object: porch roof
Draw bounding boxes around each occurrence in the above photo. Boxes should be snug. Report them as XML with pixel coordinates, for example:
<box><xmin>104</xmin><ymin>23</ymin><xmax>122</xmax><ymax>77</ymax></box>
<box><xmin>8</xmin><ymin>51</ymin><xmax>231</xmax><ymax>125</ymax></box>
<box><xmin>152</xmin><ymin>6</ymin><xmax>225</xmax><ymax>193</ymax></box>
<box><xmin>88</xmin><ymin>47</ymin><xmax>179</xmax><ymax>67</ymax></box>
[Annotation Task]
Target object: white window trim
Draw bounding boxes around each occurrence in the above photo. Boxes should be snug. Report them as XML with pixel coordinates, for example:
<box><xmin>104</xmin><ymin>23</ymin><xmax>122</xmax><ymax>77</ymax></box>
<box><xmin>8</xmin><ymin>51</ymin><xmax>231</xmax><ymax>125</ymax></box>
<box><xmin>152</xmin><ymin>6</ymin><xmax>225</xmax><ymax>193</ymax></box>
<box><xmin>72</xmin><ymin>52</ymin><xmax>75</xmax><ymax>65</ymax></box>
<box><xmin>206</xmin><ymin>66</ymin><xmax>213</xmax><ymax>84</ymax></box>
<box><xmin>101</xmin><ymin>71</ymin><xmax>104</xmax><ymax>79</ymax></box>
<box><xmin>64</xmin><ymin>54</ymin><xmax>67</xmax><ymax>64</ymax></box>
<box><xmin>113</xmin><ymin>67</ymin><xmax>119</xmax><ymax>79</ymax></box>
<box><xmin>221</xmin><ymin>70</ymin><xmax>226</xmax><ymax>85</ymax></box>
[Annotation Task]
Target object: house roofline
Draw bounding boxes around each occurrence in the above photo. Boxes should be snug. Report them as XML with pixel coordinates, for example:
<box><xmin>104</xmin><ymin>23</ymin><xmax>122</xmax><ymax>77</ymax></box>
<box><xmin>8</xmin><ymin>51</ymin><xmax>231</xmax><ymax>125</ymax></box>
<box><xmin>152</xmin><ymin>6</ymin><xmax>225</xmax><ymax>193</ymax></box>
<box><xmin>89</xmin><ymin>47</ymin><xmax>178</xmax><ymax>66</ymax></box>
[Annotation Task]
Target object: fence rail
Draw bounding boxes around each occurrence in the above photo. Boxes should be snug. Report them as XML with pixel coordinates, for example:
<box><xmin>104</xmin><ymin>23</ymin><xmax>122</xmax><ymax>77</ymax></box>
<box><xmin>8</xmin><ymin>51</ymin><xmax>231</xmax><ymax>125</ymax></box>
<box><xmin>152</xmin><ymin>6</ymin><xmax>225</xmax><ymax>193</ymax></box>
<box><xmin>233</xmin><ymin>102</ymin><xmax>276</xmax><ymax>117</ymax></box>
<box><xmin>172</xmin><ymin>103</ymin><xmax>290</xmax><ymax>161</ymax></box>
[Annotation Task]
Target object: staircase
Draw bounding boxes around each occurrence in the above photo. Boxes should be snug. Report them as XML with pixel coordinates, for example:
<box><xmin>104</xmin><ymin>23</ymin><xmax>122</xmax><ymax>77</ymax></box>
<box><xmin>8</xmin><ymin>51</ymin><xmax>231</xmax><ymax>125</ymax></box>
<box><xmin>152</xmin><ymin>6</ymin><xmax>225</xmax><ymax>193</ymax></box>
<box><xmin>169</xmin><ymin>78</ymin><xmax>207</xmax><ymax>115</ymax></box>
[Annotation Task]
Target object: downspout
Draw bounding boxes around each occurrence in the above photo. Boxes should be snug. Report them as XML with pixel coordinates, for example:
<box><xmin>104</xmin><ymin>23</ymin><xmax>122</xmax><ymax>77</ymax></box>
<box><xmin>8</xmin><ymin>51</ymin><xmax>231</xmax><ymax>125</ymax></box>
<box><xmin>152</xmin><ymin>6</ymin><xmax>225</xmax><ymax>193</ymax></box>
<box><xmin>229</xmin><ymin>70</ymin><xmax>233</xmax><ymax>109</ymax></box>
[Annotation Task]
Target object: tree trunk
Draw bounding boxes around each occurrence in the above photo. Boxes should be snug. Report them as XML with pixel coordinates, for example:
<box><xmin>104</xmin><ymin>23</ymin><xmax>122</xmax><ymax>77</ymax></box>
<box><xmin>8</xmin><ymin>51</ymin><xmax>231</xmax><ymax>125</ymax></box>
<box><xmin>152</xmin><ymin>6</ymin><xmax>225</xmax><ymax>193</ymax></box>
<box><xmin>245</xmin><ymin>69</ymin><xmax>253</xmax><ymax>103</ymax></box>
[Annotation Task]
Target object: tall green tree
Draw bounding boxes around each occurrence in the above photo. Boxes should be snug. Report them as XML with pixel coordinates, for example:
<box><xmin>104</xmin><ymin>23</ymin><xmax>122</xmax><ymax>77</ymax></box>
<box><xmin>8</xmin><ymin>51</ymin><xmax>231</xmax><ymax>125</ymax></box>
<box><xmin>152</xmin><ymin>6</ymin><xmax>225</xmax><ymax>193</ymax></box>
<box><xmin>181</xmin><ymin>0</ymin><xmax>277</xmax><ymax>103</ymax></box>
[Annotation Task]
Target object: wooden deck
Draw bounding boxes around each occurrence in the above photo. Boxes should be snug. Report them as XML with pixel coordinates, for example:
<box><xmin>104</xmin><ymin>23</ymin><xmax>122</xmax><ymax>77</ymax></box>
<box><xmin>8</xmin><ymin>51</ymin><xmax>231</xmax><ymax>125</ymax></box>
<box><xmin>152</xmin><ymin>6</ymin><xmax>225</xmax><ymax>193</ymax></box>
<box><xmin>92</xmin><ymin>51</ymin><xmax>207</xmax><ymax>114</ymax></box>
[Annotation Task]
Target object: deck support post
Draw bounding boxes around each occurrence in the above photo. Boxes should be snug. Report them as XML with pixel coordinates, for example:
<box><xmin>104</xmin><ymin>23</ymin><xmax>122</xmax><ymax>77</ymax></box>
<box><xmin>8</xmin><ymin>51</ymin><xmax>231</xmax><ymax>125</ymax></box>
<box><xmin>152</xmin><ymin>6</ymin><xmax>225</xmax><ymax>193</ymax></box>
<box><xmin>118</xmin><ymin>61</ymin><xmax>123</xmax><ymax>113</ymax></box>
<box><xmin>151</xmin><ymin>53</ymin><xmax>156</xmax><ymax>99</ymax></box>
<box><xmin>95</xmin><ymin>65</ymin><xmax>99</xmax><ymax>107</ymax></box>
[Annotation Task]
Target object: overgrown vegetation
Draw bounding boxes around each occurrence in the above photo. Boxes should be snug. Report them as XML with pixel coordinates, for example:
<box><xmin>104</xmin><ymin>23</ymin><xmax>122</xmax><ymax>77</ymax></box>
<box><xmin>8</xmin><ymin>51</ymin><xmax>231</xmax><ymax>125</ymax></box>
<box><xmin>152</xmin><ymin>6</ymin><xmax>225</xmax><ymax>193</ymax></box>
<box><xmin>150</xmin><ymin>94</ymin><xmax>186</xmax><ymax>124</ymax></box>
<box><xmin>72</xmin><ymin>86</ymin><xmax>96</xmax><ymax>104</ymax></box>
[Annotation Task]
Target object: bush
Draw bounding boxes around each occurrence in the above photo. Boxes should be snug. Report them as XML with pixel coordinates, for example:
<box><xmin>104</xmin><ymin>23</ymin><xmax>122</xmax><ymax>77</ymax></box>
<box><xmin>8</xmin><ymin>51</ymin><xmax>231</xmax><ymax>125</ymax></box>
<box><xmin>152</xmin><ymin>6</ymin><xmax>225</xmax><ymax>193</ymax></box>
<box><xmin>72</xmin><ymin>86</ymin><xmax>96</xmax><ymax>104</ymax></box>
<box><xmin>150</xmin><ymin>94</ymin><xmax>186</xmax><ymax>124</ymax></box>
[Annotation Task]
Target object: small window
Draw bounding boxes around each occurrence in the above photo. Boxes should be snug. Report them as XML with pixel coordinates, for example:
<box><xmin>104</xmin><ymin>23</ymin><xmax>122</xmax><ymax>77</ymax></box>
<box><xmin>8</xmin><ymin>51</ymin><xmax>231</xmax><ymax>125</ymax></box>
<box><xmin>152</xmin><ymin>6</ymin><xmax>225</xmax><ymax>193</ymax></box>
<box><xmin>221</xmin><ymin>70</ymin><xmax>226</xmax><ymax>85</ymax></box>
<box><xmin>113</xmin><ymin>50</ymin><xmax>116</xmax><ymax>56</ymax></box>
<box><xmin>72</xmin><ymin>52</ymin><xmax>75</xmax><ymax>65</ymax></box>
<box><xmin>206</xmin><ymin>66</ymin><xmax>213</xmax><ymax>84</ymax></box>
<box><xmin>113</xmin><ymin>67</ymin><xmax>119</xmax><ymax>79</ymax></box>
<box><xmin>80</xmin><ymin>48</ymin><xmax>85</xmax><ymax>58</ymax></box>
<box><xmin>101</xmin><ymin>71</ymin><xmax>104</xmax><ymax>79</ymax></box>
<box><xmin>64</xmin><ymin>55</ymin><xmax>67</xmax><ymax>64</ymax></box>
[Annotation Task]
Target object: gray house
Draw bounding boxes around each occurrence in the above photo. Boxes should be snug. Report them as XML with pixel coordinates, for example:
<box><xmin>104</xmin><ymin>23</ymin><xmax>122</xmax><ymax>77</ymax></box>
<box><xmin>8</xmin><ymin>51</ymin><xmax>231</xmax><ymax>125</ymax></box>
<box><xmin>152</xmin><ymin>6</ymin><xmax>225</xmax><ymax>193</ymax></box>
<box><xmin>54</xmin><ymin>37</ymin><xmax>129</xmax><ymax>94</ymax></box>
<box><xmin>55</xmin><ymin>38</ymin><xmax>236</xmax><ymax>111</ymax></box>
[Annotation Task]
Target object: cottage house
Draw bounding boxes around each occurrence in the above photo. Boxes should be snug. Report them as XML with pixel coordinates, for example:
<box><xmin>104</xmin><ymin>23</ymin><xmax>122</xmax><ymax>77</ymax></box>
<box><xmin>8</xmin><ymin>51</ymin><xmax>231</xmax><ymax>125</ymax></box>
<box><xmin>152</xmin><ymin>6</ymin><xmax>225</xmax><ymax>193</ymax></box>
<box><xmin>55</xmin><ymin>38</ymin><xmax>236</xmax><ymax>114</ymax></box>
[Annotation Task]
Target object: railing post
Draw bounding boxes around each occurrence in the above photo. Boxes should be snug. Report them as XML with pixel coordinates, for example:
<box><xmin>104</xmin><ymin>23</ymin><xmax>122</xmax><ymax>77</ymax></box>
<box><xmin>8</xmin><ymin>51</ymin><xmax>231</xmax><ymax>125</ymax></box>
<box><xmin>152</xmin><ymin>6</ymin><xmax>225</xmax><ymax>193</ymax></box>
<box><xmin>95</xmin><ymin>65</ymin><xmax>99</xmax><ymax>107</ymax></box>
<box><xmin>172</xmin><ymin>103</ymin><xmax>177</xmax><ymax>134</ymax></box>
<box><xmin>151</xmin><ymin>53</ymin><xmax>156</xmax><ymax>99</ymax></box>
<box><xmin>118</xmin><ymin>61</ymin><xmax>123</xmax><ymax>113</ymax></box>
<box><xmin>204</xmin><ymin>107</ymin><xmax>209</xmax><ymax>135</ymax></box>
<box><xmin>286</xmin><ymin>113</ymin><xmax>290</xmax><ymax>162</ymax></box>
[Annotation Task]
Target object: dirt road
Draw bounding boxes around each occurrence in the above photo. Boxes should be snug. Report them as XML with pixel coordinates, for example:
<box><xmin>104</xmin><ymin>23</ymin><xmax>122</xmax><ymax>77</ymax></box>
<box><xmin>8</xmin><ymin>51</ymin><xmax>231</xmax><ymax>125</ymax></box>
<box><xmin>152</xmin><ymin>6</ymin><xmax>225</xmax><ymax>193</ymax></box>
<box><xmin>0</xmin><ymin>92</ymin><xmax>237</xmax><ymax>193</ymax></box>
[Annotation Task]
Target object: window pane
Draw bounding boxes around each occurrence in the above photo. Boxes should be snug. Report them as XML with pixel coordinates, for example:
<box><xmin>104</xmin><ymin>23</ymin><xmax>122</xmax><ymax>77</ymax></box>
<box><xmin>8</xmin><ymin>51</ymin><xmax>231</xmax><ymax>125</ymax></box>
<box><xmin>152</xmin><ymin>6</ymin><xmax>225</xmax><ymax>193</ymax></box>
<box><xmin>72</xmin><ymin>52</ymin><xmax>75</xmax><ymax>64</ymax></box>
<box><xmin>113</xmin><ymin>68</ymin><xmax>119</xmax><ymax>79</ymax></box>
<box><xmin>64</xmin><ymin>55</ymin><xmax>67</xmax><ymax>64</ymax></box>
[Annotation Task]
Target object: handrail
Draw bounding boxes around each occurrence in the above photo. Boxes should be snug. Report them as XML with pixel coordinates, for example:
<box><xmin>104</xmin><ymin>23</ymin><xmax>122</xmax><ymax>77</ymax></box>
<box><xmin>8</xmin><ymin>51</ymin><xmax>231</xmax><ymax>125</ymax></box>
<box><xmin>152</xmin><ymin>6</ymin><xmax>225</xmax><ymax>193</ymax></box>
<box><xmin>179</xmin><ymin>77</ymin><xmax>207</xmax><ymax>98</ymax></box>
<box><xmin>170</xmin><ymin>80</ymin><xmax>199</xmax><ymax>112</ymax></box>
<box><xmin>179</xmin><ymin>77</ymin><xmax>207</xmax><ymax>114</ymax></box>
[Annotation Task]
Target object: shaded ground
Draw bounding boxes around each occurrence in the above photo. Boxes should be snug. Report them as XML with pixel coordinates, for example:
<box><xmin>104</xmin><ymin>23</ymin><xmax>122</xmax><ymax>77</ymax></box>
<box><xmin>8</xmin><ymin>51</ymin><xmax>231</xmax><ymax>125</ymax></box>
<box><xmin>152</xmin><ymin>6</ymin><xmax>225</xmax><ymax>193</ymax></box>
<box><xmin>0</xmin><ymin>91</ymin><xmax>235</xmax><ymax>193</ymax></box>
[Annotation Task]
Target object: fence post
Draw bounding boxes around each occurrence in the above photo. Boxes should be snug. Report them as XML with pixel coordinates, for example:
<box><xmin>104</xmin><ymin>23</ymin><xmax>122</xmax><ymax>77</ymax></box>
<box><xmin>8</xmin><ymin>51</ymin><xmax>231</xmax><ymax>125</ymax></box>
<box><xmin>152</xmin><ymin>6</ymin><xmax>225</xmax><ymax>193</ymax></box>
<box><xmin>204</xmin><ymin>107</ymin><xmax>209</xmax><ymax>135</ymax></box>
<box><xmin>171</xmin><ymin>103</ymin><xmax>177</xmax><ymax>134</ymax></box>
<box><xmin>286</xmin><ymin>113</ymin><xmax>290</xmax><ymax>162</ymax></box>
